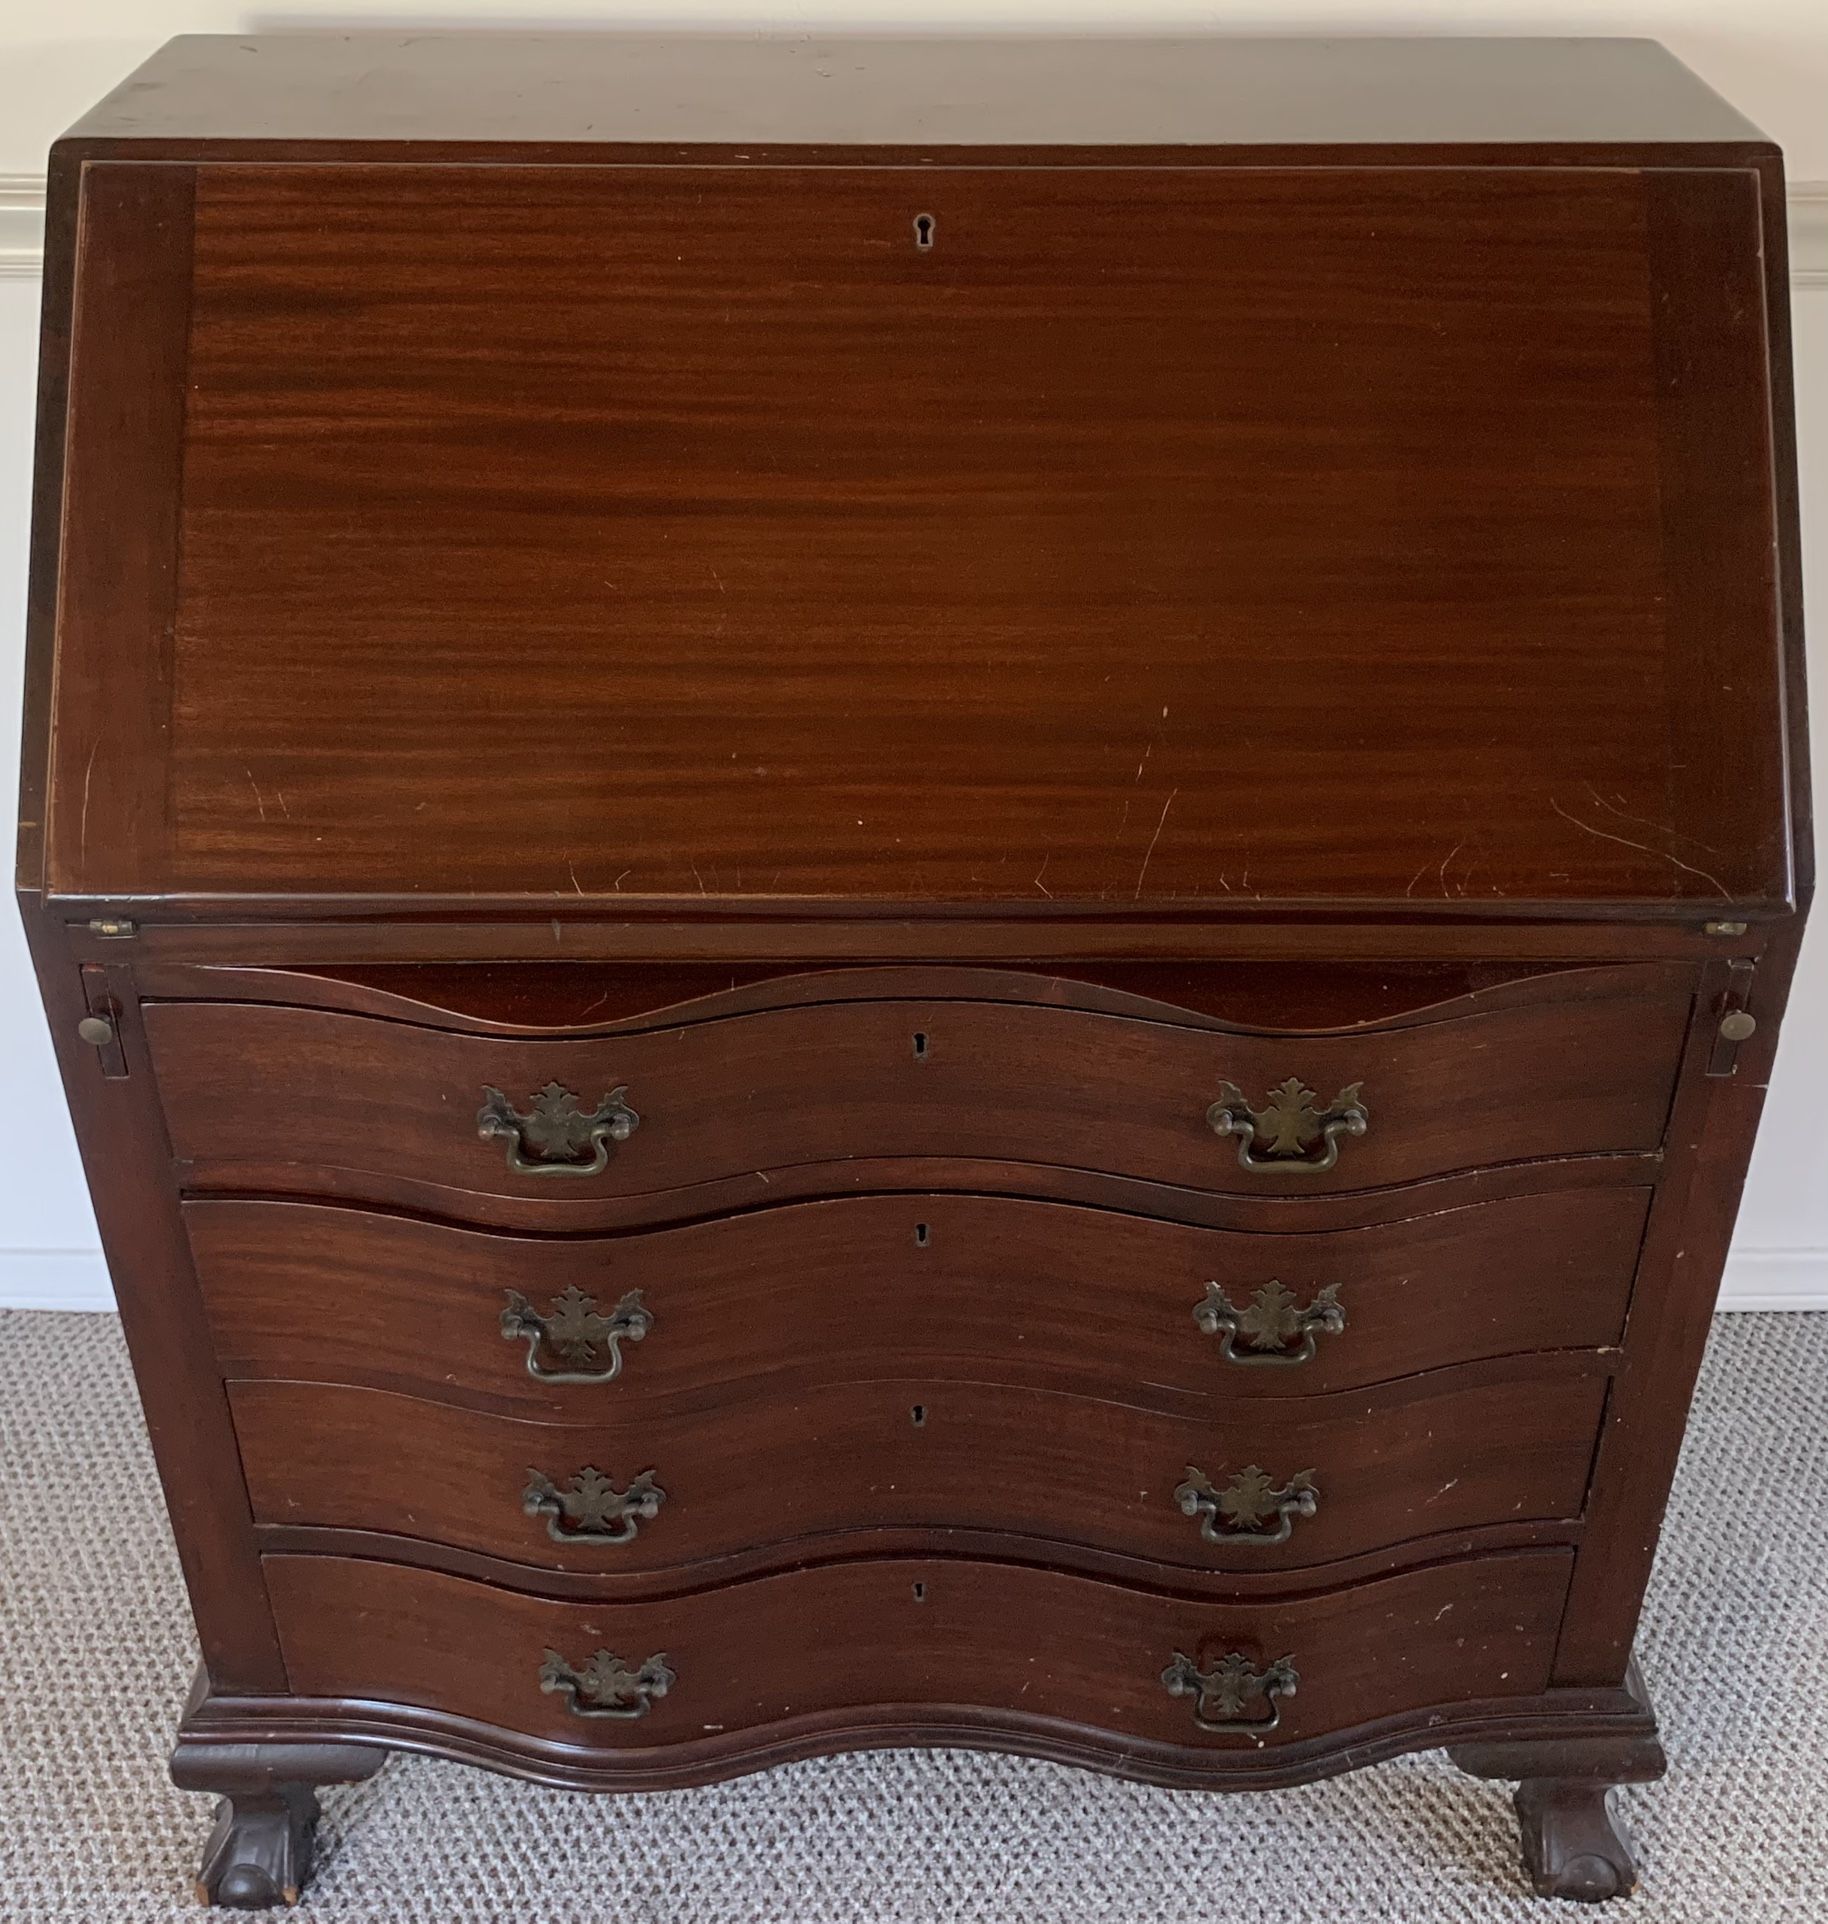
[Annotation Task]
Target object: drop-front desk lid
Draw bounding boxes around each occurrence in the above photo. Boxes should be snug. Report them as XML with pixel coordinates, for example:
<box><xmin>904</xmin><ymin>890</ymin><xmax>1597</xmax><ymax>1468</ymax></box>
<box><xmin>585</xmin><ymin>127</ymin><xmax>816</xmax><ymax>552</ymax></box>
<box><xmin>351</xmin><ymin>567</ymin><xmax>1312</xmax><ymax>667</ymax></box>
<box><xmin>20</xmin><ymin>35</ymin><xmax>1807</xmax><ymax>920</ymax></box>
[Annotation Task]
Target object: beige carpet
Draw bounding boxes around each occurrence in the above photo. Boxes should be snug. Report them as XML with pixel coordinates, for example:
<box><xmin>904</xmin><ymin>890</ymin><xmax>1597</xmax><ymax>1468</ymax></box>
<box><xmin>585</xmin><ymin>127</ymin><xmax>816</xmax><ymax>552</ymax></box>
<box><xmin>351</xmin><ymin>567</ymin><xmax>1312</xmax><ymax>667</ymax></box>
<box><xmin>1</xmin><ymin>1307</ymin><xmax>1824</xmax><ymax>1922</ymax></box>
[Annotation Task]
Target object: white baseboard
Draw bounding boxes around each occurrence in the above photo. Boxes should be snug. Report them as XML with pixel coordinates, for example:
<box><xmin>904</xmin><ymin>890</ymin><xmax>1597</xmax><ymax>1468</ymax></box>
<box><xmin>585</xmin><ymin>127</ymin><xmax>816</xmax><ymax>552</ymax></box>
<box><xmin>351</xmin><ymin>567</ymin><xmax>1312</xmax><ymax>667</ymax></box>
<box><xmin>0</xmin><ymin>1246</ymin><xmax>1823</xmax><ymax>1314</ymax></box>
<box><xmin>0</xmin><ymin>1251</ymin><xmax>116</xmax><ymax>1311</ymax></box>
<box><xmin>1717</xmin><ymin>1250</ymin><xmax>1828</xmax><ymax>1312</ymax></box>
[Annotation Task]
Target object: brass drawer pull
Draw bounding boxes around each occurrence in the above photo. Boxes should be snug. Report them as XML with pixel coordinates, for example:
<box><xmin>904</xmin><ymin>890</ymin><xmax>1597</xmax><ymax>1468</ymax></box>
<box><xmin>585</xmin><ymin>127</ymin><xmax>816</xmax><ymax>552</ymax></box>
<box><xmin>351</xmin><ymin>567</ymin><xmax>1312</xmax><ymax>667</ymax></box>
<box><xmin>478</xmin><ymin>1080</ymin><xmax>638</xmax><ymax>1177</ymax></box>
<box><xmin>523</xmin><ymin>1466</ymin><xmax>665</xmax><ymax>1544</ymax></box>
<box><xmin>1176</xmin><ymin>1465</ymin><xmax>1319</xmax><ymax>1547</ymax></box>
<box><xmin>1195</xmin><ymin>1279</ymin><xmax>1345</xmax><ymax>1367</ymax></box>
<box><xmin>501</xmin><ymin>1285</ymin><xmax>652</xmax><ymax>1384</ymax></box>
<box><xmin>1207</xmin><ymin>1078</ymin><xmax>1367</xmax><ymax>1175</ymax></box>
<box><xmin>539</xmin><ymin>1647</ymin><xmax>674</xmax><ymax>1720</ymax></box>
<box><xmin>1162</xmin><ymin>1651</ymin><xmax>1299</xmax><ymax>1736</ymax></box>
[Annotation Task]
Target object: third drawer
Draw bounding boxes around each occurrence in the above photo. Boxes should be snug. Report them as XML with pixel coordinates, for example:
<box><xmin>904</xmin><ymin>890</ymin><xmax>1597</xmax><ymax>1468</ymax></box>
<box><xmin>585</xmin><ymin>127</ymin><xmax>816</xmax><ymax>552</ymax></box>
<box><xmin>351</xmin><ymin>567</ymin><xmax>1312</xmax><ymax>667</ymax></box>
<box><xmin>233</xmin><ymin>1358</ymin><xmax>1608</xmax><ymax>1581</ymax></box>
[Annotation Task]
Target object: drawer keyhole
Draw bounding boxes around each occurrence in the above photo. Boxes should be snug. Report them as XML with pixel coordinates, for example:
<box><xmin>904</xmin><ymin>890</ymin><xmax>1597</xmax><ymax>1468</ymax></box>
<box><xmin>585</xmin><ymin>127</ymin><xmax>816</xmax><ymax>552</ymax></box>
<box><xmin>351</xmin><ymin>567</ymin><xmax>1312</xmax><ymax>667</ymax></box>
<box><xmin>912</xmin><ymin>1031</ymin><xmax>929</xmax><ymax>1061</ymax></box>
<box><xmin>911</xmin><ymin>1404</ymin><xmax>927</xmax><ymax>1427</ymax></box>
<box><xmin>913</xmin><ymin>213</ymin><xmax>935</xmax><ymax>249</ymax></box>
<box><xmin>915</xmin><ymin>1222</ymin><xmax>930</xmax><ymax>1247</ymax></box>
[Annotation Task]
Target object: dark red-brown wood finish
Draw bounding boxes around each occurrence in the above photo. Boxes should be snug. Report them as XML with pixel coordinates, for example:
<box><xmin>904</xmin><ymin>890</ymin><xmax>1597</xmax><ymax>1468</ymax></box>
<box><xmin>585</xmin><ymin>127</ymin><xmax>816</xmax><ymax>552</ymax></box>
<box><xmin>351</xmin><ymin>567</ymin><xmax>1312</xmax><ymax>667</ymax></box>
<box><xmin>17</xmin><ymin>32</ymin><xmax>1808</xmax><ymax>1910</ymax></box>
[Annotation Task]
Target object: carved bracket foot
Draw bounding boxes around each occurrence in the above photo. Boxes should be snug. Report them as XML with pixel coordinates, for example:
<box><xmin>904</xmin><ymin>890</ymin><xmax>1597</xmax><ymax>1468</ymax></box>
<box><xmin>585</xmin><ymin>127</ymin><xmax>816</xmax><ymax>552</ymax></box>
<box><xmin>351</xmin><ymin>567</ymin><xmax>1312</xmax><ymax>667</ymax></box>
<box><xmin>1445</xmin><ymin>1657</ymin><xmax>1664</xmax><ymax>1903</ymax></box>
<box><xmin>172</xmin><ymin>1728</ymin><xmax>387</xmax><ymax>1909</ymax></box>
<box><xmin>194</xmin><ymin>1784</ymin><xmax>321</xmax><ymax>1909</ymax></box>
<box><xmin>1512</xmin><ymin>1779</ymin><xmax>1641</xmax><ymax>1903</ymax></box>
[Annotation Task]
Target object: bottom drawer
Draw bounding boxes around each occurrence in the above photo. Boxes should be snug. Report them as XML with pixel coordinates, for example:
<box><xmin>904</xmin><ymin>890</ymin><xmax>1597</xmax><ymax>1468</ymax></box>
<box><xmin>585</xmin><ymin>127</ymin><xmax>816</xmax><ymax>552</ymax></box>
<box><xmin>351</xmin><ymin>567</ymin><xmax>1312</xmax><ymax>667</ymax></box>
<box><xmin>265</xmin><ymin>1548</ymin><xmax>1571</xmax><ymax>1755</ymax></box>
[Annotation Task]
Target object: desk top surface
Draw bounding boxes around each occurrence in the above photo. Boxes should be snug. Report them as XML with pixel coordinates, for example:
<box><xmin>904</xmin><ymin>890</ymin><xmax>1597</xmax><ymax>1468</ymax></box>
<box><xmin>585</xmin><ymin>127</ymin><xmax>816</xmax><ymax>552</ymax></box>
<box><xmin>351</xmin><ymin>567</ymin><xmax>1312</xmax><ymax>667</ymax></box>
<box><xmin>62</xmin><ymin>34</ymin><xmax>1771</xmax><ymax>156</ymax></box>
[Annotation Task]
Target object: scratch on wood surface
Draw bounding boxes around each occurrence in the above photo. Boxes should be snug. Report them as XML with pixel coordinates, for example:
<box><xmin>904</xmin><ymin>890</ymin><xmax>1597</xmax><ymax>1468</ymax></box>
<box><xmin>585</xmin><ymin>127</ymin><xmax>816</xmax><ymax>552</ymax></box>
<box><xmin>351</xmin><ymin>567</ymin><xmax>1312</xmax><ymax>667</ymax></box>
<box><xmin>1437</xmin><ymin>837</ymin><xmax>1465</xmax><ymax>899</ymax></box>
<box><xmin>1033</xmin><ymin>857</ymin><xmax>1052</xmax><ymax>898</ymax></box>
<box><xmin>612</xmin><ymin>868</ymin><xmax>632</xmax><ymax>892</ymax></box>
<box><xmin>1549</xmin><ymin>796</ymin><xmax>1729</xmax><ymax>895</ymax></box>
<box><xmin>78</xmin><ymin>745</ymin><xmax>98</xmax><ymax>855</ymax></box>
<box><xmin>567</xmin><ymin>862</ymin><xmax>583</xmax><ymax>895</ymax></box>
<box><xmin>1134</xmin><ymin>788</ymin><xmax>1178</xmax><ymax>899</ymax></box>
<box><xmin>243</xmin><ymin>768</ymin><xmax>268</xmax><ymax>823</ymax></box>
<box><xmin>1581</xmin><ymin>781</ymin><xmax>1723</xmax><ymax>857</ymax></box>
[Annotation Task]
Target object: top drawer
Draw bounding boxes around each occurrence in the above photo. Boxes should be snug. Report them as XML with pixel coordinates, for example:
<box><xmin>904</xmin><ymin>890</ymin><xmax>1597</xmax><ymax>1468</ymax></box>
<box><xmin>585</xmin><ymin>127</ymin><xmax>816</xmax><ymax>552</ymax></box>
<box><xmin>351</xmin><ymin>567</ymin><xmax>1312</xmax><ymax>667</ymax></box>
<box><xmin>145</xmin><ymin>972</ymin><xmax>1690</xmax><ymax>1206</ymax></box>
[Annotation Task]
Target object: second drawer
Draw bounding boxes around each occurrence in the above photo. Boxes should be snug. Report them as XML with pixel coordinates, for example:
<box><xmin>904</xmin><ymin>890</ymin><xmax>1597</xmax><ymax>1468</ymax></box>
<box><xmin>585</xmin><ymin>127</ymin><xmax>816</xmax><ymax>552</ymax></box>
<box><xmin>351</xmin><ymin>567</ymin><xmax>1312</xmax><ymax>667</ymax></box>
<box><xmin>234</xmin><ymin>1361</ymin><xmax>1608</xmax><ymax>1580</ymax></box>
<box><xmin>191</xmin><ymin>1188</ymin><xmax>1648</xmax><ymax>1411</ymax></box>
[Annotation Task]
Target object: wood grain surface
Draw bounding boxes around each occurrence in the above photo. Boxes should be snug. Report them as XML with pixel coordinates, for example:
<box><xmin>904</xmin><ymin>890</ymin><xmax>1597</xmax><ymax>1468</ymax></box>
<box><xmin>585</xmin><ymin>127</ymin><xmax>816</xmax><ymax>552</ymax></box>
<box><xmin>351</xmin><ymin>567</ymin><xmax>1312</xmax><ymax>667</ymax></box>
<box><xmin>231</xmin><ymin>1363</ymin><xmax>1606</xmax><ymax>1580</ymax></box>
<box><xmin>56</xmin><ymin>36</ymin><xmax>1773</xmax><ymax>153</ymax></box>
<box><xmin>265</xmin><ymin>1546</ymin><xmax>1575</xmax><ymax>1753</ymax></box>
<box><xmin>190</xmin><ymin>1188</ymin><xmax>1647</xmax><ymax>1413</ymax></box>
<box><xmin>35</xmin><ymin>158</ymin><xmax>1789</xmax><ymax>911</ymax></box>
<box><xmin>146</xmin><ymin>986</ymin><xmax>1690</xmax><ymax>1204</ymax></box>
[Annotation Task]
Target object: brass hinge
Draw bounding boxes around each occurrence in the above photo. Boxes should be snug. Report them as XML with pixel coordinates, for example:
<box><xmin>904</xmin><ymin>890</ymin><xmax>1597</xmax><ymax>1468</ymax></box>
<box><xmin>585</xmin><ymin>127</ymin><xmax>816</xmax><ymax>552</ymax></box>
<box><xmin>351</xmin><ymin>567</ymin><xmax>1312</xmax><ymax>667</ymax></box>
<box><xmin>1705</xmin><ymin>958</ymin><xmax>1758</xmax><ymax>1078</ymax></box>
<box><xmin>87</xmin><ymin>917</ymin><xmax>138</xmax><ymax>939</ymax></box>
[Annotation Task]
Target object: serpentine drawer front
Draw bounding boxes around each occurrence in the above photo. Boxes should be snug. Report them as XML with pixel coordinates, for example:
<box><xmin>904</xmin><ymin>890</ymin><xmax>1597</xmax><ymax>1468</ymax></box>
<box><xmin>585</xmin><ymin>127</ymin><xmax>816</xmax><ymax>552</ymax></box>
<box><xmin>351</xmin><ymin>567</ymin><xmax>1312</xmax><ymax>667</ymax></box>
<box><xmin>263</xmin><ymin>1550</ymin><xmax>1576</xmax><ymax>1758</ymax></box>
<box><xmin>144</xmin><ymin>979</ymin><xmax>1689</xmax><ymax>1205</ymax></box>
<box><xmin>20</xmin><ymin>35</ymin><xmax>1806</xmax><ymax>1909</ymax></box>
<box><xmin>186</xmin><ymin>1186</ymin><xmax>1651</xmax><ymax>1408</ymax></box>
<box><xmin>229</xmin><ymin>1362</ymin><xmax>1610</xmax><ymax>1579</ymax></box>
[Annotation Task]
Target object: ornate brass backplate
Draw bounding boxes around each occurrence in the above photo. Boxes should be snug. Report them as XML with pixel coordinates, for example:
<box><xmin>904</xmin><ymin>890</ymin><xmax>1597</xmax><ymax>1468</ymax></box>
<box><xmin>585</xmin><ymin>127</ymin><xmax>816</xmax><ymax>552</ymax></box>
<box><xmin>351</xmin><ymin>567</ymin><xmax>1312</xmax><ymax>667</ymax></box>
<box><xmin>523</xmin><ymin>1465</ymin><xmax>666</xmax><ymax>1544</ymax></box>
<box><xmin>538</xmin><ymin>1648</ymin><xmax>675</xmax><ymax>1719</ymax></box>
<box><xmin>1176</xmin><ymin>1464</ymin><xmax>1320</xmax><ymax>1547</ymax></box>
<box><xmin>1161</xmin><ymin>1650</ymin><xmax>1300</xmax><ymax>1735</ymax></box>
<box><xmin>478</xmin><ymin>1080</ymin><xmax>639</xmax><ymax>1176</ymax></box>
<box><xmin>500</xmin><ymin>1285</ymin><xmax>652</xmax><ymax>1384</ymax></box>
<box><xmin>1207</xmin><ymin>1078</ymin><xmax>1368</xmax><ymax>1174</ymax></box>
<box><xmin>1194</xmin><ymin>1279</ymin><xmax>1346</xmax><ymax>1367</ymax></box>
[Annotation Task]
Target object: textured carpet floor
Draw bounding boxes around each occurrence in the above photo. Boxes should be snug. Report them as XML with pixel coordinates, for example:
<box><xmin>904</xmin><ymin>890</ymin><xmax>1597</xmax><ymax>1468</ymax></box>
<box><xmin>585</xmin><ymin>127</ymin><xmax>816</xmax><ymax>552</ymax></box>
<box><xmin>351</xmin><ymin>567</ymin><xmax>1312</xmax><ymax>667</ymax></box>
<box><xmin>0</xmin><ymin>1310</ymin><xmax>1824</xmax><ymax>1922</ymax></box>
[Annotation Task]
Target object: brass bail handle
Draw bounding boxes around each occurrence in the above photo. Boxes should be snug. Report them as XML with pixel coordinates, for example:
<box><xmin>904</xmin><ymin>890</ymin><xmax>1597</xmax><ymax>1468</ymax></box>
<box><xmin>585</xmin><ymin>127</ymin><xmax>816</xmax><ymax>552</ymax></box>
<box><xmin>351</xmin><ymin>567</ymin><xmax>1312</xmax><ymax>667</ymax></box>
<box><xmin>1161</xmin><ymin>1651</ymin><xmax>1300</xmax><ymax>1736</ymax></box>
<box><xmin>539</xmin><ymin>1648</ymin><xmax>675</xmax><ymax>1719</ymax></box>
<box><xmin>1207</xmin><ymin>1078</ymin><xmax>1368</xmax><ymax>1175</ymax></box>
<box><xmin>478</xmin><ymin>1080</ymin><xmax>639</xmax><ymax>1177</ymax></box>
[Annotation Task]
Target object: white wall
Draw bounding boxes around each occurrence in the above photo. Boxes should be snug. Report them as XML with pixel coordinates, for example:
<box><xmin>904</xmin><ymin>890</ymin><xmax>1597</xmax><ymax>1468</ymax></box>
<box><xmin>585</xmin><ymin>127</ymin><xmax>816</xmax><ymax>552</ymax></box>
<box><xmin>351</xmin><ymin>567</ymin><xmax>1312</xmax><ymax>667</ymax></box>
<box><xmin>2</xmin><ymin>11</ymin><xmax>1825</xmax><ymax>1309</ymax></box>
<box><xmin>1731</xmin><ymin>285</ymin><xmax>1828</xmax><ymax>1306</ymax></box>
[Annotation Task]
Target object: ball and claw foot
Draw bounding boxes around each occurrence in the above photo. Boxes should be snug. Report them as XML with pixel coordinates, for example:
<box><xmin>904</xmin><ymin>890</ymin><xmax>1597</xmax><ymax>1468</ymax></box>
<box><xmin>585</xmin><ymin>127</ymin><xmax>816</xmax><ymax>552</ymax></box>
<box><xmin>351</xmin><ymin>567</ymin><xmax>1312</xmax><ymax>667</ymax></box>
<box><xmin>172</xmin><ymin>1716</ymin><xmax>386</xmax><ymax>1910</ymax></box>
<box><xmin>1446</xmin><ymin>1655</ymin><xmax>1662</xmax><ymax>1903</ymax></box>
<box><xmin>1515</xmin><ymin>1779</ymin><xmax>1641</xmax><ymax>1903</ymax></box>
<box><xmin>194</xmin><ymin>1784</ymin><xmax>322</xmax><ymax>1909</ymax></box>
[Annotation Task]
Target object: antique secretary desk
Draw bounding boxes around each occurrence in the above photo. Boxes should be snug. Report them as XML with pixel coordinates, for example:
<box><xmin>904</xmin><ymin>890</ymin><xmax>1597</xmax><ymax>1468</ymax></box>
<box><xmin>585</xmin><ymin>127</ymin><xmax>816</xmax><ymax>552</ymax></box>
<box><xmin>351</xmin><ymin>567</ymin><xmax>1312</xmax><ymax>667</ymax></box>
<box><xmin>18</xmin><ymin>33</ymin><xmax>1809</xmax><ymax>1908</ymax></box>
